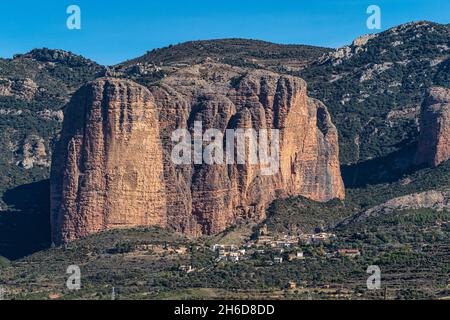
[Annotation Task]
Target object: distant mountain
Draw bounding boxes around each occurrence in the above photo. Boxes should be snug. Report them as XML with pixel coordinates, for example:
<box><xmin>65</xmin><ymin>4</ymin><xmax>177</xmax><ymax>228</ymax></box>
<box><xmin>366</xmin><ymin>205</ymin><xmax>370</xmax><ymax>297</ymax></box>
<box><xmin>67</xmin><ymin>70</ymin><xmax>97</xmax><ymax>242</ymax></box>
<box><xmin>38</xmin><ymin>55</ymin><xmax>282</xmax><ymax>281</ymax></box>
<box><xmin>299</xmin><ymin>21</ymin><xmax>450</xmax><ymax>167</ymax></box>
<box><xmin>120</xmin><ymin>38</ymin><xmax>331</xmax><ymax>72</ymax></box>
<box><xmin>0</xmin><ymin>48</ymin><xmax>103</xmax><ymax>203</ymax></box>
<box><xmin>118</xmin><ymin>23</ymin><xmax>450</xmax><ymax>170</ymax></box>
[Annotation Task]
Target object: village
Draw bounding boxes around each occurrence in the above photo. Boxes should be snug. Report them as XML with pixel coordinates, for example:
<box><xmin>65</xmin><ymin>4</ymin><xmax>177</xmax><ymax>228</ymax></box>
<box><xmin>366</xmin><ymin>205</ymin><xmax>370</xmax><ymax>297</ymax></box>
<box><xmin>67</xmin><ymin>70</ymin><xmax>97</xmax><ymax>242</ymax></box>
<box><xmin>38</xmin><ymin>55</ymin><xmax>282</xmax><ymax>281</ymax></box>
<box><xmin>107</xmin><ymin>224</ymin><xmax>361</xmax><ymax>277</ymax></box>
<box><xmin>209</xmin><ymin>224</ymin><xmax>361</xmax><ymax>265</ymax></box>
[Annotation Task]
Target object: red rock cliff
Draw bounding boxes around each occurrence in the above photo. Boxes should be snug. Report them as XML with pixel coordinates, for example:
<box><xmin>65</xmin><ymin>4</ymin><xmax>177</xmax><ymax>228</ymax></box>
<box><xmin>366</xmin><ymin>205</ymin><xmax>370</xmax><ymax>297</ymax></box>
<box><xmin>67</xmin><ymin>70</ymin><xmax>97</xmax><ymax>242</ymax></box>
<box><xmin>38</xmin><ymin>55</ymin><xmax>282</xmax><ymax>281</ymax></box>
<box><xmin>415</xmin><ymin>87</ymin><xmax>450</xmax><ymax>167</ymax></box>
<box><xmin>51</xmin><ymin>78</ymin><xmax>167</xmax><ymax>243</ymax></box>
<box><xmin>51</xmin><ymin>63</ymin><xmax>345</xmax><ymax>243</ymax></box>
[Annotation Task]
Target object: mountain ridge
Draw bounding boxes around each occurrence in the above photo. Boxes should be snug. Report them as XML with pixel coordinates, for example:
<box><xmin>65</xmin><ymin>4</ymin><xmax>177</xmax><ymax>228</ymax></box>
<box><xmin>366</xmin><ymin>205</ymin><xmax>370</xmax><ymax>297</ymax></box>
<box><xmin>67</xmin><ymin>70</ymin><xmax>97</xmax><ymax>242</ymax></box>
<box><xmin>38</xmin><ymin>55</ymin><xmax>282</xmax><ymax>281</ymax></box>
<box><xmin>119</xmin><ymin>38</ymin><xmax>331</xmax><ymax>71</ymax></box>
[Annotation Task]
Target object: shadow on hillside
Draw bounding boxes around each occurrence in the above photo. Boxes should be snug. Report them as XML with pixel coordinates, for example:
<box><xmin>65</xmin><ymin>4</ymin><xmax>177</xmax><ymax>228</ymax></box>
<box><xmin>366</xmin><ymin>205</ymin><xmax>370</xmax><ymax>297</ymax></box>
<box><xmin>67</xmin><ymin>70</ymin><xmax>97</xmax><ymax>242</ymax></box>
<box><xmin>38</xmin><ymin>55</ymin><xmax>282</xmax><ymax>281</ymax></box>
<box><xmin>341</xmin><ymin>143</ymin><xmax>422</xmax><ymax>188</ymax></box>
<box><xmin>0</xmin><ymin>180</ymin><xmax>51</xmax><ymax>260</ymax></box>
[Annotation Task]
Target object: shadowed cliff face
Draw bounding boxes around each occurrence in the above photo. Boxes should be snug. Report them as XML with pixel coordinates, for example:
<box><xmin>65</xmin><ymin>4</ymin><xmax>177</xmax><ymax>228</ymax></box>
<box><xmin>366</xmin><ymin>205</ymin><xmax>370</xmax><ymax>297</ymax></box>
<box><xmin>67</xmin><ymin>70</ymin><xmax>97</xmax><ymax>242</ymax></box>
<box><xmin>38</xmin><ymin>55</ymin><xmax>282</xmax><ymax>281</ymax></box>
<box><xmin>0</xmin><ymin>180</ymin><xmax>51</xmax><ymax>259</ymax></box>
<box><xmin>51</xmin><ymin>63</ymin><xmax>344</xmax><ymax>243</ymax></box>
<box><xmin>415</xmin><ymin>87</ymin><xmax>450</xmax><ymax>168</ymax></box>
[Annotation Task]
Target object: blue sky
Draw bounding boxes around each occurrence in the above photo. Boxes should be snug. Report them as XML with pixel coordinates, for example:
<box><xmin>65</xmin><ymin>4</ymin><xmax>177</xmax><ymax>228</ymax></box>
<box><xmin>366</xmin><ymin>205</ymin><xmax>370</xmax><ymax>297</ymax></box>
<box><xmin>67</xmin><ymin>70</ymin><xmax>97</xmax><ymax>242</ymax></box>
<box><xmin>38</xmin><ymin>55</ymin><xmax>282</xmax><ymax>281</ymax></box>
<box><xmin>0</xmin><ymin>0</ymin><xmax>448</xmax><ymax>65</ymax></box>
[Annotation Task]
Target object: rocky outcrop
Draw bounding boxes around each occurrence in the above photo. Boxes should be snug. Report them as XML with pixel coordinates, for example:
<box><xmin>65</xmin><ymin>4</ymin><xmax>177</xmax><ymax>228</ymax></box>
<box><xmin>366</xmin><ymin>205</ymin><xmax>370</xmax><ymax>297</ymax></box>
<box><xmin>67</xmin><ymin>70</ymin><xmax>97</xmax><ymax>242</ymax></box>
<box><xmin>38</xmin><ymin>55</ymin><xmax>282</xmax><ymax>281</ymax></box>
<box><xmin>51</xmin><ymin>63</ymin><xmax>345</xmax><ymax>243</ymax></box>
<box><xmin>0</xmin><ymin>78</ymin><xmax>38</xmax><ymax>101</ymax></box>
<box><xmin>16</xmin><ymin>135</ymin><xmax>50</xmax><ymax>169</ymax></box>
<box><xmin>415</xmin><ymin>87</ymin><xmax>450</xmax><ymax>167</ymax></box>
<box><xmin>150</xmin><ymin>63</ymin><xmax>345</xmax><ymax>236</ymax></box>
<box><xmin>51</xmin><ymin>78</ymin><xmax>167</xmax><ymax>243</ymax></box>
<box><xmin>340</xmin><ymin>190</ymin><xmax>450</xmax><ymax>226</ymax></box>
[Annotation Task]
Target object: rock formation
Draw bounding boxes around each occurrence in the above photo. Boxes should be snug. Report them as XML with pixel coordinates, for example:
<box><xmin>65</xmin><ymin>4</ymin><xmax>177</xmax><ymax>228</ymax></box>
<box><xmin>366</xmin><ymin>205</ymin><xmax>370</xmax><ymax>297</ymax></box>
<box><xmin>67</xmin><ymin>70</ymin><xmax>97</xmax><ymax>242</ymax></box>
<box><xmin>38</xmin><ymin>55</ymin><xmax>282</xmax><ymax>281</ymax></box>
<box><xmin>51</xmin><ymin>63</ymin><xmax>345</xmax><ymax>243</ymax></box>
<box><xmin>0</xmin><ymin>78</ymin><xmax>38</xmax><ymax>101</ymax></box>
<box><xmin>51</xmin><ymin>78</ymin><xmax>167</xmax><ymax>243</ymax></box>
<box><xmin>415</xmin><ymin>86</ymin><xmax>450</xmax><ymax>167</ymax></box>
<box><xmin>340</xmin><ymin>190</ymin><xmax>450</xmax><ymax>226</ymax></box>
<box><xmin>16</xmin><ymin>135</ymin><xmax>50</xmax><ymax>169</ymax></box>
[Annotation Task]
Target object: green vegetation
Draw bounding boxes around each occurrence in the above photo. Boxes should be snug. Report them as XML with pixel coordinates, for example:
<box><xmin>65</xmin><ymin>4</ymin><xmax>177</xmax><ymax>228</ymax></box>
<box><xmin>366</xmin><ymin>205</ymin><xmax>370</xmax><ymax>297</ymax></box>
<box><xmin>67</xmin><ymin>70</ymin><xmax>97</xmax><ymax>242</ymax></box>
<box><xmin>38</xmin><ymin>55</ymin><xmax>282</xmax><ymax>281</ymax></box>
<box><xmin>265</xmin><ymin>198</ymin><xmax>352</xmax><ymax>235</ymax></box>
<box><xmin>2</xmin><ymin>158</ymin><xmax>450</xmax><ymax>299</ymax></box>
<box><xmin>346</xmin><ymin>159</ymin><xmax>450</xmax><ymax>208</ymax></box>
<box><xmin>0</xmin><ymin>255</ymin><xmax>10</xmax><ymax>267</ymax></box>
<box><xmin>0</xmin><ymin>50</ymin><xmax>103</xmax><ymax>260</ymax></box>
<box><xmin>121</xmin><ymin>38</ymin><xmax>331</xmax><ymax>72</ymax></box>
<box><xmin>299</xmin><ymin>22</ymin><xmax>450</xmax><ymax>165</ymax></box>
<box><xmin>0</xmin><ymin>49</ymin><xmax>103</xmax><ymax>204</ymax></box>
<box><xmin>1</xmin><ymin>200</ymin><xmax>448</xmax><ymax>300</ymax></box>
<box><xmin>264</xmin><ymin>160</ymin><xmax>450</xmax><ymax>236</ymax></box>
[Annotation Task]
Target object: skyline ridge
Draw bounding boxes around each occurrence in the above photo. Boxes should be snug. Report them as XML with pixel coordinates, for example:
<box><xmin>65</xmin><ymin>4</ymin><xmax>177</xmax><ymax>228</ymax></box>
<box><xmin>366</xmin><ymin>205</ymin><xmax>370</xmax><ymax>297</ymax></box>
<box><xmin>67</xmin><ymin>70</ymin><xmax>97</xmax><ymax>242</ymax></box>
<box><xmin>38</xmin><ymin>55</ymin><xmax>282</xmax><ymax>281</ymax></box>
<box><xmin>4</xmin><ymin>20</ymin><xmax>449</xmax><ymax>66</ymax></box>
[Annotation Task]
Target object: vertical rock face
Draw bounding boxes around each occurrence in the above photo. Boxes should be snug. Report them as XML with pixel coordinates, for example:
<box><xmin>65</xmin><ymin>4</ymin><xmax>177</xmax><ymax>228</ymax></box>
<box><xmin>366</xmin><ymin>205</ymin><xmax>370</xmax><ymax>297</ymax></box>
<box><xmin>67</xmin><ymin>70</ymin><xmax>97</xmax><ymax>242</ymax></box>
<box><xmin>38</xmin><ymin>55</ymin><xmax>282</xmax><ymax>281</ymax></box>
<box><xmin>415</xmin><ymin>87</ymin><xmax>450</xmax><ymax>167</ymax></box>
<box><xmin>51</xmin><ymin>63</ymin><xmax>345</xmax><ymax>243</ymax></box>
<box><xmin>148</xmin><ymin>63</ymin><xmax>344</xmax><ymax>236</ymax></box>
<box><xmin>51</xmin><ymin>78</ymin><xmax>167</xmax><ymax>244</ymax></box>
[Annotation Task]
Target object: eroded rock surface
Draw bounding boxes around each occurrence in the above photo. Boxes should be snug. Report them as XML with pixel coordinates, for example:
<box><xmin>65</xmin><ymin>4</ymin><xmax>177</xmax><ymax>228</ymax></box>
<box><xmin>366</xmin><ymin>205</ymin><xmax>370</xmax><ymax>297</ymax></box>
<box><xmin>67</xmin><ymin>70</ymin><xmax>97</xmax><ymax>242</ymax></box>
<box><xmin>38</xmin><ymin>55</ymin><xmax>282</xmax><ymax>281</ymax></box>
<box><xmin>415</xmin><ymin>87</ymin><xmax>450</xmax><ymax>167</ymax></box>
<box><xmin>51</xmin><ymin>78</ymin><xmax>167</xmax><ymax>243</ymax></box>
<box><xmin>51</xmin><ymin>63</ymin><xmax>345</xmax><ymax>243</ymax></box>
<box><xmin>340</xmin><ymin>190</ymin><xmax>450</xmax><ymax>226</ymax></box>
